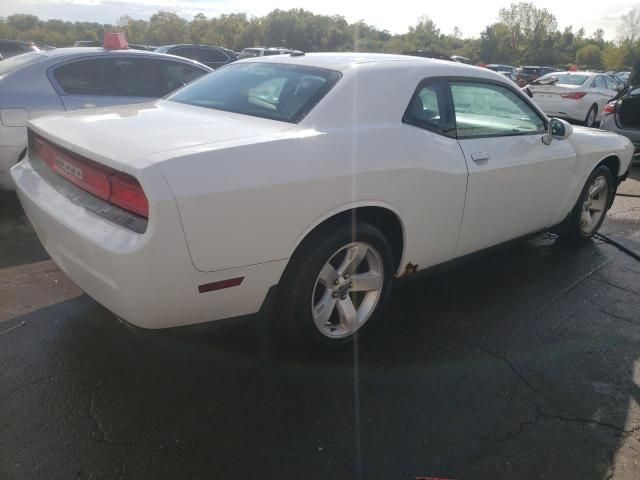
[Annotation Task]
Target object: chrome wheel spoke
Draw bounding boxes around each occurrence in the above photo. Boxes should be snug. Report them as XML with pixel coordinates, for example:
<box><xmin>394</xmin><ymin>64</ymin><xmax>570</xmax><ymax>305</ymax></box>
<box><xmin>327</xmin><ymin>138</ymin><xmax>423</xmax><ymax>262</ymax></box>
<box><xmin>337</xmin><ymin>244</ymin><xmax>368</xmax><ymax>276</ymax></box>
<box><xmin>336</xmin><ymin>296</ymin><xmax>358</xmax><ymax>332</ymax></box>
<box><xmin>350</xmin><ymin>271</ymin><xmax>383</xmax><ymax>292</ymax></box>
<box><xmin>313</xmin><ymin>291</ymin><xmax>337</xmax><ymax>328</ymax></box>
<box><xmin>317</xmin><ymin>263</ymin><xmax>338</xmax><ymax>287</ymax></box>
<box><xmin>589</xmin><ymin>178</ymin><xmax>605</xmax><ymax>198</ymax></box>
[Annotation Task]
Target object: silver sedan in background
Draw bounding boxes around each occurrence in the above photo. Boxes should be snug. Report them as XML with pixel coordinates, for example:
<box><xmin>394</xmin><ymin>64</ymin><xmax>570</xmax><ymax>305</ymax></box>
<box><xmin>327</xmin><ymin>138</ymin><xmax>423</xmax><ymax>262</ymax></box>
<box><xmin>0</xmin><ymin>47</ymin><xmax>211</xmax><ymax>189</ymax></box>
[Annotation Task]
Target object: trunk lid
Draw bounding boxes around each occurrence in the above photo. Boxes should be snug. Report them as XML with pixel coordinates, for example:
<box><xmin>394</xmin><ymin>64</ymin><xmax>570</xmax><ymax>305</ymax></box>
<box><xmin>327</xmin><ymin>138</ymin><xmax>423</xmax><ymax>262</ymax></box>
<box><xmin>28</xmin><ymin>100</ymin><xmax>294</xmax><ymax>172</ymax></box>
<box><xmin>529</xmin><ymin>83</ymin><xmax>583</xmax><ymax>104</ymax></box>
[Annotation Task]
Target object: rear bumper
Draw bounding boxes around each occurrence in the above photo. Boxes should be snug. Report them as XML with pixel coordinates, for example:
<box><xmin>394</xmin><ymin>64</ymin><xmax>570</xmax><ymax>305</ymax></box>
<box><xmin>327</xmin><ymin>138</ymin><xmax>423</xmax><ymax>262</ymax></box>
<box><xmin>11</xmin><ymin>156</ymin><xmax>286</xmax><ymax>329</ymax></box>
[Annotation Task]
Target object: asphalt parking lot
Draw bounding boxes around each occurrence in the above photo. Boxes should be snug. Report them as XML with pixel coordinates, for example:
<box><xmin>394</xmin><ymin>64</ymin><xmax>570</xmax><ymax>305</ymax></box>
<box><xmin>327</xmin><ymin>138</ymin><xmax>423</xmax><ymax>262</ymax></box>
<box><xmin>1</xmin><ymin>167</ymin><xmax>639</xmax><ymax>480</ymax></box>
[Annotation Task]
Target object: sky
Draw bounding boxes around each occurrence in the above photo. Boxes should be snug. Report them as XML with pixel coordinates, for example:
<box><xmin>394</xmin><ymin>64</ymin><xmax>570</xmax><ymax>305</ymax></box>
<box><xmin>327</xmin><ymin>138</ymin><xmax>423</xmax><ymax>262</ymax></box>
<box><xmin>1</xmin><ymin>0</ymin><xmax>637</xmax><ymax>40</ymax></box>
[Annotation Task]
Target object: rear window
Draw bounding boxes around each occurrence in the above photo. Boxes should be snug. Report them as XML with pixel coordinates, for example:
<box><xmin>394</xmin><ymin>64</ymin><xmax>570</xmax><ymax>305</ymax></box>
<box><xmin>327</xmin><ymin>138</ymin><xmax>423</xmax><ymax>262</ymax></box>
<box><xmin>536</xmin><ymin>73</ymin><xmax>589</xmax><ymax>86</ymax></box>
<box><xmin>522</xmin><ymin>67</ymin><xmax>540</xmax><ymax>74</ymax></box>
<box><xmin>167</xmin><ymin>63</ymin><xmax>342</xmax><ymax>123</ymax></box>
<box><xmin>0</xmin><ymin>52</ymin><xmax>44</xmax><ymax>76</ymax></box>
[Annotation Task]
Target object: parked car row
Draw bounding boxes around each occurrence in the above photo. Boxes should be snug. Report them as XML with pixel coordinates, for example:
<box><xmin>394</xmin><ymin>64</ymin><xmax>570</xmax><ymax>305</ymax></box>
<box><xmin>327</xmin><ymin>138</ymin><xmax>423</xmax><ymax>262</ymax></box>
<box><xmin>525</xmin><ymin>71</ymin><xmax>620</xmax><ymax>127</ymax></box>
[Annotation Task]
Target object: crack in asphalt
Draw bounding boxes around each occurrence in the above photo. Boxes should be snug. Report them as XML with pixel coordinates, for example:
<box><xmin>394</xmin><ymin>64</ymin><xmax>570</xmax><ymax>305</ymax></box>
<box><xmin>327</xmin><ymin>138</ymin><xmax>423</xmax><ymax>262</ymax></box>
<box><xmin>591</xmin><ymin>274</ymin><xmax>640</xmax><ymax>297</ymax></box>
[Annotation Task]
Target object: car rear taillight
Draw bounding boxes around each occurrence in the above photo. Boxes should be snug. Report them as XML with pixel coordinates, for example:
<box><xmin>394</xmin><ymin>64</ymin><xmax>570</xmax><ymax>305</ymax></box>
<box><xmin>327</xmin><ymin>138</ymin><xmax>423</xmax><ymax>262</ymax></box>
<box><xmin>33</xmin><ymin>134</ymin><xmax>149</xmax><ymax>219</ymax></box>
<box><xmin>560</xmin><ymin>92</ymin><xmax>587</xmax><ymax>100</ymax></box>
<box><xmin>109</xmin><ymin>173</ymin><xmax>149</xmax><ymax>217</ymax></box>
<box><xmin>603</xmin><ymin>102</ymin><xmax>616</xmax><ymax>114</ymax></box>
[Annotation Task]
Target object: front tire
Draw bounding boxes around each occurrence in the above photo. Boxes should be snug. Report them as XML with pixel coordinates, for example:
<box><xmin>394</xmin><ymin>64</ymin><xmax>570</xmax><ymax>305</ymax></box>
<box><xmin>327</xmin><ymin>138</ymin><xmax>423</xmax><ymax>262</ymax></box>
<box><xmin>565</xmin><ymin>165</ymin><xmax>614</xmax><ymax>242</ymax></box>
<box><xmin>276</xmin><ymin>222</ymin><xmax>394</xmax><ymax>349</ymax></box>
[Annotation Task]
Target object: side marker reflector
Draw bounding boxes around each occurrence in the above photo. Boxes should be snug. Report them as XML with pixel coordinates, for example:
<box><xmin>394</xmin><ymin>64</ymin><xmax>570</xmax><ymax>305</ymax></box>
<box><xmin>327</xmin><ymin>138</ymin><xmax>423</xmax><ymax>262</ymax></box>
<box><xmin>198</xmin><ymin>277</ymin><xmax>244</xmax><ymax>293</ymax></box>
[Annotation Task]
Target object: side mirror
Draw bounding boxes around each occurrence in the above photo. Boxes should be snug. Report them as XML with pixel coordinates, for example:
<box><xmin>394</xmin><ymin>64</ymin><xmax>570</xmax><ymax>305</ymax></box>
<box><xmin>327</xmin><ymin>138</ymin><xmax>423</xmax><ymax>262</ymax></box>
<box><xmin>543</xmin><ymin>118</ymin><xmax>573</xmax><ymax>145</ymax></box>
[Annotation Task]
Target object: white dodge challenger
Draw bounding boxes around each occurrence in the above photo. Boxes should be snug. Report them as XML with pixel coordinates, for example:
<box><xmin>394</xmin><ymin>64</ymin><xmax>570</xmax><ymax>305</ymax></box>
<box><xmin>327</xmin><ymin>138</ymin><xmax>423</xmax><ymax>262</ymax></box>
<box><xmin>11</xmin><ymin>53</ymin><xmax>634</xmax><ymax>347</ymax></box>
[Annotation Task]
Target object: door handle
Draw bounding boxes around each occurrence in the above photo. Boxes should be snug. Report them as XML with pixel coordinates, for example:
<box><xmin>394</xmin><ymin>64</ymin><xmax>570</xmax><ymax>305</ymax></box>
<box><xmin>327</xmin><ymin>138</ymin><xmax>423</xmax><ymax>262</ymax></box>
<box><xmin>471</xmin><ymin>152</ymin><xmax>490</xmax><ymax>162</ymax></box>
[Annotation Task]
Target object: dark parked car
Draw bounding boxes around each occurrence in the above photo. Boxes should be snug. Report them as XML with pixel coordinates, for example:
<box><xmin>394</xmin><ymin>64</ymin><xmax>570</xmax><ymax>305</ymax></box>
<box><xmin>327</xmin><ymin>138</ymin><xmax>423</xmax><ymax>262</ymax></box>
<box><xmin>516</xmin><ymin>66</ymin><xmax>559</xmax><ymax>87</ymax></box>
<box><xmin>486</xmin><ymin>64</ymin><xmax>519</xmax><ymax>83</ymax></box>
<box><xmin>601</xmin><ymin>84</ymin><xmax>640</xmax><ymax>163</ymax></box>
<box><xmin>155</xmin><ymin>45</ymin><xmax>236</xmax><ymax>69</ymax></box>
<box><xmin>237</xmin><ymin>47</ymin><xmax>299</xmax><ymax>59</ymax></box>
<box><xmin>0</xmin><ymin>40</ymin><xmax>39</xmax><ymax>59</ymax></box>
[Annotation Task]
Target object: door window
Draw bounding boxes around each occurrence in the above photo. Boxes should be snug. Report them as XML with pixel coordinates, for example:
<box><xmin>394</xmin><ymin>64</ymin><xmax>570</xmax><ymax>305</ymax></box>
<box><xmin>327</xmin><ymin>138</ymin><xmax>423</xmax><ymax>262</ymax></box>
<box><xmin>403</xmin><ymin>80</ymin><xmax>454</xmax><ymax>137</ymax></box>
<box><xmin>604</xmin><ymin>77</ymin><xmax>618</xmax><ymax>91</ymax></box>
<box><xmin>172</xmin><ymin>48</ymin><xmax>201</xmax><ymax>61</ymax></box>
<box><xmin>593</xmin><ymin>76</ymin><xmax>607</xmax><ymax>89</ymax></box>
<box><xmin>53</xmin><ymin>58</ymin><xmax>109</xmax><ymax>95</ymax></box>
<box><xmin>198</xmin><ymin>48</ymin><xmax>229</xmax><ymax>64</ymax></box>
<box><xmin>54</xmin><ymin>57</ymin><xmax>174</xmax><ymax>98</ymax></box>
<box><xmin>450</xmin><ymin>81</ymin><xmax>545</xmax><ymax>138</ymax></box>
<box><xmin>156</xmin><ymin>61</ymin><xmax>208</xmax><ymax>95</ymax></box>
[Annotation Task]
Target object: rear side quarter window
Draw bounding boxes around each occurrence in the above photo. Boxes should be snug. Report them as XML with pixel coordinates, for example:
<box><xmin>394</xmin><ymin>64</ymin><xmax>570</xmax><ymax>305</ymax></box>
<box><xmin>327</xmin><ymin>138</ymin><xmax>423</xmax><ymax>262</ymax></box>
<box><xmin>403</xmin><ymin>79</ymin><xmax>455</xmax><ymax>137</ymax></box>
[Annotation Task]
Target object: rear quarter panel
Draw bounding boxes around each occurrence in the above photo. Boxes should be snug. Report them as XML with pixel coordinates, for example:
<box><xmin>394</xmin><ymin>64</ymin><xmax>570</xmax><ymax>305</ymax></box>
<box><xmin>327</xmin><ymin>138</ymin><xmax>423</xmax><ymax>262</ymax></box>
<box><xmin>157</xmin><ymin>125</ymin><xmax>469</xmax><ymax>274</ymax></box>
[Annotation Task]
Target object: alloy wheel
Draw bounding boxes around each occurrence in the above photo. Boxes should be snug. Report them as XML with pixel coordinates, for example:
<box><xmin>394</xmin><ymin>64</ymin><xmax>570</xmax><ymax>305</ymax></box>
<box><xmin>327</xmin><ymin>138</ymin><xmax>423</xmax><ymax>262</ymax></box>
<box><xmin>580</xmin><ymin>174</ymin><xmax>609</xmax><ymax>235</ymax></box>
<box><xmin>311</xmin><ymin>242</ymin><xmax>384</xmax><ymax>338</ymax></box>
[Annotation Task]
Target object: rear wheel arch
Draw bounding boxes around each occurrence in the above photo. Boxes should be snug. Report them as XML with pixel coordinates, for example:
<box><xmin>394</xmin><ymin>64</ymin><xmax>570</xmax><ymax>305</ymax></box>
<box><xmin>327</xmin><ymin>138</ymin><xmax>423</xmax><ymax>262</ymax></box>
<box><xmin>286</xmin><ymin>205</ymin><xmax>406</xmax><ymax>276</ymax></box>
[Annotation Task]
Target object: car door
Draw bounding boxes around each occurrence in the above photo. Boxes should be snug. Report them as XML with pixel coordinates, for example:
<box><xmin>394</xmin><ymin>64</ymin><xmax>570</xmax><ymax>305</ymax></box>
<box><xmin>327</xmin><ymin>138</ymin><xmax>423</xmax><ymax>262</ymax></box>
<box><xmin>51</xmin><ymin>56</ymin><xmax>163</xmax><ymax>111</ymax></box>
<box><xmin>590</xmin><ymin>76</ymin><xmax>617</xmax><ymax>117</ymax></box>
<box><xmin>449</xmin><ymin>79</ymin><xmax>578</xmax><ymax>256</ymax></box>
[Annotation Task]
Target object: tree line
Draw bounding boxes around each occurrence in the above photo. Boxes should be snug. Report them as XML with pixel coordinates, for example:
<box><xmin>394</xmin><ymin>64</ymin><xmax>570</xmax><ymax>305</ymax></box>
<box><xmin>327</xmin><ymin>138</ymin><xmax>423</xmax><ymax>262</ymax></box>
<box><xmin>2</xmin><ymin>2</ymin><xmax>640</xmax><ymax>70</ymax></box>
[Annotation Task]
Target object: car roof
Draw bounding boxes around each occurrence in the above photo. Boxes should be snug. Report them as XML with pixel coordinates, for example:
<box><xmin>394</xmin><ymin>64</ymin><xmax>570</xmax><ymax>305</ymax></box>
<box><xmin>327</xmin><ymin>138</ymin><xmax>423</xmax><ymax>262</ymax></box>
<box><xmin>28</xmin><ymin>47</ymin><xmax>211</xmax><ymax>67</ymax></box>
<box><xmin>235</xmin><ymin>52</ymin><xmax>454</xmax><ymax>72</ymax></box>
<box><xmin>160</xmin><ymin>44</ymin><xmax>231</xmax><ymax>50</ymax></box>
<box><xmin>0</xmin><ymin>39</ymin><xmax>34</xmax><ymax>45</ymax></box>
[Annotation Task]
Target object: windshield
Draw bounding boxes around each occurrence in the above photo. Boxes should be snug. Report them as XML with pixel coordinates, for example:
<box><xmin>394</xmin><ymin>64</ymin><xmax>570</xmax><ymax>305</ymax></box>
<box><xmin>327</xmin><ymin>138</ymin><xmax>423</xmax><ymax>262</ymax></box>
<box><xmin>167</xmin><ymin>62</ymin><xmax>342</xmax><ymax>123</ymax></box>
<box><xmin>535</xmin><ymin>73</ymin><xmax>589</xmax><ymax>85</ymax></box>
<box><xmin>0</xmin><ymin>52</ymin><xmax>44</xmax><ymax>76</ymax></box>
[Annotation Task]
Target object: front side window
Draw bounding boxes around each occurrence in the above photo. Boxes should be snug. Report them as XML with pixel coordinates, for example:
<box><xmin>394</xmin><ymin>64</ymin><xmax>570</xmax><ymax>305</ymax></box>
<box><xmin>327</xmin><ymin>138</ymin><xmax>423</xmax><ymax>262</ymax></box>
<box><xmin>167</xmin><ymin>63</ymin><xmax>341</xmax><ymax>123</ymax></box>
<box><xmin>403</xmin><ymin>80</ymin><xmax>453</xmax><ymax>137</ymax></box>
<box><xmin>450</xmin><ymin>81</ymin><xmax>545</xmax><ymax>138</ymax></box>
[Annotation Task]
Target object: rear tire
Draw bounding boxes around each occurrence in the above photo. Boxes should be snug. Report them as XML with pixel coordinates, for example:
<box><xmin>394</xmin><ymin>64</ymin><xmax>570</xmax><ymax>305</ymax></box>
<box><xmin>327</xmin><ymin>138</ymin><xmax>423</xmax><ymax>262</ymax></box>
<box><xmin>276</xmin><ymin>222</ymin><xmax>394</xmax><ymax>349</ymax></box>
<box><xmin>564</xmin><ymin>165</ymin><xmax>614</xmax><ymax>242</ymax></box>
<box><xmin>585</xmin><ymin>104</ymin><xmax>598</xmax><ymax>128</ymax></box>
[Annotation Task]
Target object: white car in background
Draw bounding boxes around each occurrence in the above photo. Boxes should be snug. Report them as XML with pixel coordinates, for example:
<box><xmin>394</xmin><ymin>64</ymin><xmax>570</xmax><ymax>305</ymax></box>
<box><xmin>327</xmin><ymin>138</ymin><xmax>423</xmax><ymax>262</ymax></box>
<box><xmin>528</xmin><ymin>71</ymin><xmax>620</xmax><ymax>127</ymax></box>
<box><xmin>11</xmin><ymin>54</ymin><xmax>634</xmax><ymax>348</ymax></box>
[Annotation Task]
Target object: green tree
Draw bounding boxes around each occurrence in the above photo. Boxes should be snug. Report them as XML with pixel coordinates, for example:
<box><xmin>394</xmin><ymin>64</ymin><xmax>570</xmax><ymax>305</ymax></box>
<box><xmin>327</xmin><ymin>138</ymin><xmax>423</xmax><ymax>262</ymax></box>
<box><xmin>576</xmin><ymin>44</ymin><xmax>602</xmax><ymax>68</ymax></box>
<box><xmin>479</xmin><ymin>23</ymin><xmax>515</xmax><ymax>63</ymax></box>
<box><xmin>602</xmin><ymin>45</ymin><xmax>626</xmax><ymax>70</ymax></box>
<box><xmin>146</xmin><ymin>11</ymin><xmax>187</xmax><ymax>45</ymax></box>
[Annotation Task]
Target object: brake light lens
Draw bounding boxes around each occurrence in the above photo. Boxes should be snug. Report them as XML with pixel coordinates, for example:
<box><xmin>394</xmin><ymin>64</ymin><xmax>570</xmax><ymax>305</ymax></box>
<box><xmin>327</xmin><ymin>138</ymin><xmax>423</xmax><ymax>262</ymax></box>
<box><xmin>109</xmin><ymin>173</ymin><xmax>149</xmax><ymax>217</ymax></box>
<box><xmin>560</xmin><ymin>92</ymin><xmax>587</xmax><ymax>100</ymax></box>
<box><xmin>603</xmin><ymin>102</ymin><xmax>616</xmax><ymax>114</ymax></box>
<box><xmin>33</xmin><ymin>134</ymin><xmax>149</xmax><ymax>219</ymax></box>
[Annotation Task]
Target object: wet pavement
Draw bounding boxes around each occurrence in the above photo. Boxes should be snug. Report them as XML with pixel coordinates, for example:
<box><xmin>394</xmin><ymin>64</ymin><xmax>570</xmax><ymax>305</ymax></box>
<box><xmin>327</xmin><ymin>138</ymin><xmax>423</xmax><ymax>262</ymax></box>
<box><xmin>1</xmin><ymin>167</ymin><xmax>639</xmax><ymax>480</ymax></box>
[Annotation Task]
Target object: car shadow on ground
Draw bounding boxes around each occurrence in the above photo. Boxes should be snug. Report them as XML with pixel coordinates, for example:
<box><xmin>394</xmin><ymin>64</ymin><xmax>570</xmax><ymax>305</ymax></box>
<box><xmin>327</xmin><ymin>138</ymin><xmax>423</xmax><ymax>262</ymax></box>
<box><xmin>1</xmin><ymin>228</ymin><xmax>639</xmax><ymax>479</ymax></box>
